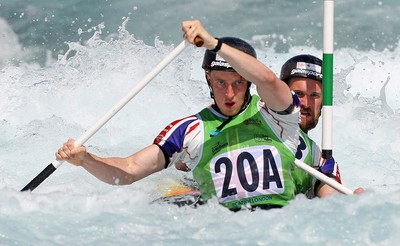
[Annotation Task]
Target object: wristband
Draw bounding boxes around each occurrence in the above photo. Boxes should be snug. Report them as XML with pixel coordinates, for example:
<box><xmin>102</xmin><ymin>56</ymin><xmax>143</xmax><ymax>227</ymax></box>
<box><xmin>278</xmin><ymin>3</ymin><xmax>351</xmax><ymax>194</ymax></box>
<box><xmin>210</xmin><ymin>38</ymin><xmax>223</xmax><ymax>53</ymax></box>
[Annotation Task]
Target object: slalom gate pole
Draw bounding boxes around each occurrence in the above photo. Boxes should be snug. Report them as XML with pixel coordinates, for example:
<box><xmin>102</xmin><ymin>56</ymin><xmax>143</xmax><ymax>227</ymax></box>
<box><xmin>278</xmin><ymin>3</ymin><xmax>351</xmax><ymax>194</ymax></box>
<box><xmin>322</xmin><ymin>0</ymin><xmax>334</xmax><ymax>159</ymax></box>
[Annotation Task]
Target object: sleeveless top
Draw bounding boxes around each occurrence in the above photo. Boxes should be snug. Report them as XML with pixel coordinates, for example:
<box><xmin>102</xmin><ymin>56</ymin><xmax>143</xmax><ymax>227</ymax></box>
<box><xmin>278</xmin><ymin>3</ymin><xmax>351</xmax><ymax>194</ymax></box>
<box><xmin>154</xmin><ymin>95</ymin><xmax>301</xmax><ymax>209</ymax></box>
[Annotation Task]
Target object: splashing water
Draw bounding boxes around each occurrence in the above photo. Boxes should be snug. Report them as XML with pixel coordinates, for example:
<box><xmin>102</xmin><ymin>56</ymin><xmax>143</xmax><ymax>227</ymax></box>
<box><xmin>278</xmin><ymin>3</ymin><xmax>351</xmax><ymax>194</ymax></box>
<box><xmin>1</xmin><ymin>4</ymin><xmax>400</xmax><ymax>245</ymax></box>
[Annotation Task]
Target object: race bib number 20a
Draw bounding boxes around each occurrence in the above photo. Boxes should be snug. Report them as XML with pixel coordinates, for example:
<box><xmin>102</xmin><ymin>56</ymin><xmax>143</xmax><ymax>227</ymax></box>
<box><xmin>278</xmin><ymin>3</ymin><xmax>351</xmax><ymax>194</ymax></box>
<box><xmin>210</xmin><ymin>146</ymin><xmax>284</xmax><ymax>203</ymax></box>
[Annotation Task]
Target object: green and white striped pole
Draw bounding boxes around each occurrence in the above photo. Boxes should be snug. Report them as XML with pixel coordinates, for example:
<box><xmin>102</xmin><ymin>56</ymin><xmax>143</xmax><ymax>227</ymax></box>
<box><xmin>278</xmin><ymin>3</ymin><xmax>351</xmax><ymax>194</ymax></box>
<box><xmin>322</xmin><ymin>0</ymin><xmax>334</xmax><ymax>159</ymax></box>
<box><xmin>296</xmin><ymin>0</ymin><xmax>354</xmax><ymax>194</ymax></box>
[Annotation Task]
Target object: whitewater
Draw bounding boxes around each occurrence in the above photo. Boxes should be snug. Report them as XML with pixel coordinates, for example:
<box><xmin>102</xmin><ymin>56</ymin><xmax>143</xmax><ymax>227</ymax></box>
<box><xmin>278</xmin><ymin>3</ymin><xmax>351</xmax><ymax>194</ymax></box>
<box><xmin>1</xmin><ymin>0</ymin><xmax>400</xmax><ymax>245</ymax></box>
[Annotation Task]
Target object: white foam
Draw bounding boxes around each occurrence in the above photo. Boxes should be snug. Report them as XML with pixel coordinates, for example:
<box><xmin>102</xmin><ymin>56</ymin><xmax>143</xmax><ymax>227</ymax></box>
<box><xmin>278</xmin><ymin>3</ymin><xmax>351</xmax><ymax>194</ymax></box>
<box><xmin>1</xmin><ymin>23</ymin><xmax>399</xmax><ymax>245</ymax></box>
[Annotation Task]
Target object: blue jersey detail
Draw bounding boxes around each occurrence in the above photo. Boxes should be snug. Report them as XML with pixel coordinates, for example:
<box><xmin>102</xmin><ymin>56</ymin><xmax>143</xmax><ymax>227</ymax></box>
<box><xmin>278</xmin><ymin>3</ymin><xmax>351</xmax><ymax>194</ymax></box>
<box><xmin>156</xmin><ymin>118</ymin><xmax>197</xmax><ymax>158</ymax></box>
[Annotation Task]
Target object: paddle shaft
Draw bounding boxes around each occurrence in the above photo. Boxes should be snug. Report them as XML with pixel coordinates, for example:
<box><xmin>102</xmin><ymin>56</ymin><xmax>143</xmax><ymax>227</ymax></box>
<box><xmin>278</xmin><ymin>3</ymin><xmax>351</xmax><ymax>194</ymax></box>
<box><xmin>21</xmin><ymin>40</ymin><xmax>196</xmax><ymax>192</ymax></box>
<box><xmin>295</xmin><ymin>159</ymin><xmax>353</xmax><ymax>194</ymax></box>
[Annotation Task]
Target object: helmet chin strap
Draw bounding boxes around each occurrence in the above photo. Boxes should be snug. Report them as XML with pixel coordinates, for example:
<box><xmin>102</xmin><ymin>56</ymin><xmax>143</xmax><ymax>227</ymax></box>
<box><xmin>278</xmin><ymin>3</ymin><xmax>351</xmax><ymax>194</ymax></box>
<box><xmin>208</xmin><ymin>87</ymin><xmax>252</xmax><ymax>138</ymax></box>
<box><xmin>206</xmin><ymin>76</ymin><xmax>215</xmax><ymax>99</ymax></box>
<box><xmin>207</xmin><ymin>81</ymin><xmax>252</xmax><ymax>137</ymax></box>
<box><xmin>239</xmin><ymin>86</ymin><xmax>252</xmax><ymax>113</ymax></box>
<box><xmin>208</xmin><ymin>81</ymin><xmax>252</xmax><ymax>117</ymax></box>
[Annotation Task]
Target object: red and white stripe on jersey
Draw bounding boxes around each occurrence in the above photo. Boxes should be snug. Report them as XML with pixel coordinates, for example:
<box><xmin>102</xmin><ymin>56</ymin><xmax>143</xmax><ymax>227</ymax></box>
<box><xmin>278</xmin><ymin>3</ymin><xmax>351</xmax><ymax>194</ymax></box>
<box><xmin>153</xmin><ymin>115</ymin><xmax>200</xmax><ymax>161</ymax></box>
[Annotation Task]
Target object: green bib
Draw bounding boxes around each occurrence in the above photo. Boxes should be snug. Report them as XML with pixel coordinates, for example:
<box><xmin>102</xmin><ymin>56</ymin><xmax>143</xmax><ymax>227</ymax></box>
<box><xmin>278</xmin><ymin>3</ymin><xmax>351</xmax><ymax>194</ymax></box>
<box><xmin>193</xmin><ymin>96</ymin><xmax>296</xmax><ymax>209</ymax></box>
<box><xmin>292</xmin><ymin>130</ymin><xmax>314</xmax><ymax>195</ymax></box>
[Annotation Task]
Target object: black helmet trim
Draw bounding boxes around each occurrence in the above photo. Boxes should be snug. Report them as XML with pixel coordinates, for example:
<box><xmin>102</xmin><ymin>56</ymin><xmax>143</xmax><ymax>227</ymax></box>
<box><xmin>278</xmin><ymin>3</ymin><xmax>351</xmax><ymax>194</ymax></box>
<box><xmin>202</xmin><ymin>37</ymin><xmax>257</xmax><ymax>72</ymax></box>
<box><xmin>280</xmin><ymin>54</ymin><xmax>323</xmax><ymax>83</ymax></box>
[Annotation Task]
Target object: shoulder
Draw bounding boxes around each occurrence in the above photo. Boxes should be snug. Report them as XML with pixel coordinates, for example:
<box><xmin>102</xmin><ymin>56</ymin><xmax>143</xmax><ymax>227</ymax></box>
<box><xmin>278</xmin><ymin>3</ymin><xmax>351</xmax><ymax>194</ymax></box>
<box><xmin>252</xmin><ymin>95</ymin><xmax>300</xmax><ymax>154</ymax></box>
<box><xmin>154</xmin><ymin>115</ymin><xmax>199</xmax><ymax>145</ymax></box>
<box><xmin>257</xmin><ymin>96</ymin><xmax>300</xmax><ymax>124</ymax></box>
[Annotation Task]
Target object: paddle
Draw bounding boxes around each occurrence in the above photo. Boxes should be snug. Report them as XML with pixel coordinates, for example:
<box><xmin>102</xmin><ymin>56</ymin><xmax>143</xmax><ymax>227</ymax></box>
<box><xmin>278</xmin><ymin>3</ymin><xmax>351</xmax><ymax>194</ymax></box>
<box><xmin>294</xmin><ymin>159</ymin><xmax>353</xmax><ymax>194</ymax></box>
<box><xmin>21</xmin><ymin>37</ymin><xmax>204</xmax><ymax>192</ymax></box>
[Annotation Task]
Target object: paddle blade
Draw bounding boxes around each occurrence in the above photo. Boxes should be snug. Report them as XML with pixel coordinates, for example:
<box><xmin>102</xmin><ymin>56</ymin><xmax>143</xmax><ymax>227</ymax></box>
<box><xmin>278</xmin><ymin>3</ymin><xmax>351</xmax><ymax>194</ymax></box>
<box><xmin>20</xmin><ymin>163</ymin><xmax>57</xmax><ymax>192</ymax></box>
